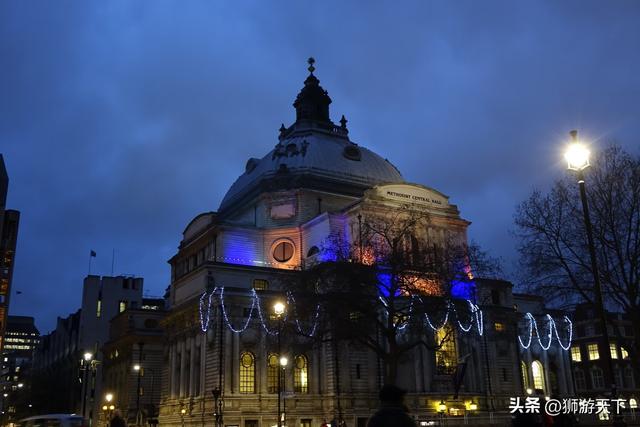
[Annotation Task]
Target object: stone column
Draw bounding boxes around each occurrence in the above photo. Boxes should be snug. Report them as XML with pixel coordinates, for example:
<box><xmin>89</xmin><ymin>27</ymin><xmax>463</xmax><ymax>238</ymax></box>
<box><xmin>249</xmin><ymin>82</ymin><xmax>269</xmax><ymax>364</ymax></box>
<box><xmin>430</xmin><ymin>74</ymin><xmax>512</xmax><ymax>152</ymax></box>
<box><xmin>189</xmin><ymin>334</ymin><xmax>197</xmax><ymax>396</ymax></box>
<box><xmin>179</xmin><ymin>339</ymin><xmax>187</xmax><ymax>397</ymax></box>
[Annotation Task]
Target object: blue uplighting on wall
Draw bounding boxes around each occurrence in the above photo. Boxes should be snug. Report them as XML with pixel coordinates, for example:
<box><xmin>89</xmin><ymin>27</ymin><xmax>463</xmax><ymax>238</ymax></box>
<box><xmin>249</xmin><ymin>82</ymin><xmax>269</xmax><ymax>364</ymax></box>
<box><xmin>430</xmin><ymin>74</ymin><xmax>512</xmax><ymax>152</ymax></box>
<box><xmin>451</xmin><ymin>278</ymin><xmax>475</xmax><ymax>300</ymax></box>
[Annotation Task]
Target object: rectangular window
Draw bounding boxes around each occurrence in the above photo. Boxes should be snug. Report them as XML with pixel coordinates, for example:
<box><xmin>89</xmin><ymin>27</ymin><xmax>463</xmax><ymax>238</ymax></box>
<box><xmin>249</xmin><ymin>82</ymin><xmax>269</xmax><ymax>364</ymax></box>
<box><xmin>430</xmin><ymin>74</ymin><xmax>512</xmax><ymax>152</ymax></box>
<box><xmin>610</xmin><ymin>343</ymin><xmax>618</xmax><ymax>359</ymax></box>
<box><xmin>435</xmin><ymin>326</ymin><xmax>457</xmax><ymax>375</ymax></box>
<box><xmin>252</xmin><ymin>279</ymin><xmax>269</xmax><ymax>291</ymax></box>
<box><xmin>119</xmin><ymin>300</ymin><xmax>127</xmax><ymax>313</ymax></box>
<box><xmin>494</xmin><ymin>322</ymin><xmax>505</xmax><ymax>332</ymax></box>
<box><xmin>621</xmin><ymin>347</ymin><xmax>629</xmax><ymax>359</ymax></box>
<box><xmin>96</xmin><ymin>300</ymin><xmax>102</xmax><ymax>318</ymax></box>
<box><xmin>591</xmin><ymin>369</ymin><xmax>605</xmax><ymax>388</ymax></box>
<box><xmin>587</xmin><ymin>343</ymin><xmax>599</xmax><ymax>360</ymax></box>
<box><xmin>574</xmin><ymin>370</ymin><xmax>586</xmax><ymax>390</ymax></box>
<box><xmin>571</xmin><ymin>346</ymin><xmax>582</xmax><ymax>362</ymax></box>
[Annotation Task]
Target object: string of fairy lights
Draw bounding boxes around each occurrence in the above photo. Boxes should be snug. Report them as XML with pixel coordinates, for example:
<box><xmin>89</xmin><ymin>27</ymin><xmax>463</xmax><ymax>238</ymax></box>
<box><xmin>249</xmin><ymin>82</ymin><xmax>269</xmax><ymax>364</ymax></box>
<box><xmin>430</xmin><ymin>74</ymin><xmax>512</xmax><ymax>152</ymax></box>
<box><xmin>517</xmin><ymin>312</ymin><xmax>573</xmax><ymax>351</ymax></box>
<box><xmin>198</xmin><ymin>287</ymin><xmax>572</xmax><ymax>351</ymax></box>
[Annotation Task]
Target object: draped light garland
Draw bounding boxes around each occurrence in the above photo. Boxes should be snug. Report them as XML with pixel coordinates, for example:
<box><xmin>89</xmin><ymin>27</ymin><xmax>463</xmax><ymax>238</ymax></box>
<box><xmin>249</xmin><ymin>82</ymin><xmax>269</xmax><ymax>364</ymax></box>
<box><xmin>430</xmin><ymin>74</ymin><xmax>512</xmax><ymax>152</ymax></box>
<box><xmin>517</xmin><ymin>312</ymin><xmax>573</xmax><ymax>351</ymax></box>
<box><xmin>198</xmin><ymin>286</ymin><xmax>320</xmax><ymax>337</ymax></box>
<box><xmin>200</xmin><ymin>287</ymin><xmax>485</xmax><ymax>337</ymax></box>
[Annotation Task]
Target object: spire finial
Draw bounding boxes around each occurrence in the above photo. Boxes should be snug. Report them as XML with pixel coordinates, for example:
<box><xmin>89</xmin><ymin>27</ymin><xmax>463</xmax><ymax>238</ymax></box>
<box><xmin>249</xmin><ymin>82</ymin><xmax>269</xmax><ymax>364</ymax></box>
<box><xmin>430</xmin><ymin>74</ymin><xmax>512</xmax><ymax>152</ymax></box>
<box><xmin>307</xmin><ymin>57</ymin><xmax>316</xmax><ymax>74</ymax></box>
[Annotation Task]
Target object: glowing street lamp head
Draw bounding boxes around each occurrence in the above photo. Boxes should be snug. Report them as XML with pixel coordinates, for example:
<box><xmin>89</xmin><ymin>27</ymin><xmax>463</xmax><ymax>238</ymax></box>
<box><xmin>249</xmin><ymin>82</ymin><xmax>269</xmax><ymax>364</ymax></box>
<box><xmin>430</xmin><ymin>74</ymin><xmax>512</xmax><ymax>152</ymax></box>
<box><xmin>279</xmin><ymin>356</ymin><xmax>288</xmax><ymax>367</ymax></box>
<box><xmin>133</xmin><ymin>364</ymin><xmax>141</xmax><ymax>372</ymax></box>
<box><xmin>526</xmin><ymin>388</ymin><xmax>533</xmax><ymax>395</ymax></box>
<box><xmin>105</xmin><ymin>393</ymin><xmax>114</xmax><ymax>403</ymax></box>
<box><xmin>438</xmin><ymin>400</ymin><xmax>447</xmax><ymax>413</ymax></box>
<box><xmin>83</xmin><ymin>352</ymin><xmax>93</xmax><ymax>362</ymax></box>
<box><xmin>564</xmin><ymin>130</ymin><xmax>590</xmax><ymax>171</ymax></box>
<box><xmin>17</xmin><ymin>383</ymin><xmax>23</xmax><ymax>388</ymax></box>
<box><xmin>273</xmin><ymin>301</ymin><xmax>286</xmax><ymax>316</ymax></box>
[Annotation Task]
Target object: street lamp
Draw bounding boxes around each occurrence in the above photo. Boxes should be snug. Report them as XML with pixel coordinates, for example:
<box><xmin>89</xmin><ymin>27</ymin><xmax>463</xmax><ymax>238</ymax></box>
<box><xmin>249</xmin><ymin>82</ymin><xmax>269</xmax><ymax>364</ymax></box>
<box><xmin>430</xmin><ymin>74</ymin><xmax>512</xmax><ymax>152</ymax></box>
<box><xmin>564</xmin><ymin>130</ymin><xmax>624</xmax><ymax>427</ymax></box>
<box><xmin>274</xmin><ymin>301</ymin><xmax>286</xmax><ymax>427</ymax></box>
<box><xmin>211</xmin><ymin>388</ymin><xmax>223</xmax><ymax>427</ymax></box>
<box><xmin>103</xmin><ymin>394</ymin><xmax>114</xmax><ymax>427</ymax></box>
<box><xmin>81</xmin><ymin>352</ymin><xmax>94</xmax><ymax>421</ymax></box>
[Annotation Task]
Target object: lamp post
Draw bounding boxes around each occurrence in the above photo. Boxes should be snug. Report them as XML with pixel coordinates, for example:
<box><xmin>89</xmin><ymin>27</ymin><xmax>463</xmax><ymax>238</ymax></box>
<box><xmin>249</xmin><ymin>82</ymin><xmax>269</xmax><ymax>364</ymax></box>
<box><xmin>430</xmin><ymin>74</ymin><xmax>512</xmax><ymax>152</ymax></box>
<box><xmin>104</xmin><ymin>393</ymin><xmax>114</xmax><ymax>427</ymax></box>
<box><xmin>211</xmin><ymin>388</ymin><xmax>222</xmax><ymax>427</ymax></box>
<box><xmin>564</xmin><ymin>130</ymin><xmax>625</xmax><ymax>427</ymax></box>
<box><xmin>135</xmin><ymin>342</ymin><xmax>144</xmax><ymax>427</ymax></box>
<box><xmin>274</xmin><ymin>301</ymin><xmax>286</xmax><ymax>427</ymax></box>
<box><xmin>81</xmin><ymin>352</ymin><xmax>94</xmax><ymax>421</ymax></box>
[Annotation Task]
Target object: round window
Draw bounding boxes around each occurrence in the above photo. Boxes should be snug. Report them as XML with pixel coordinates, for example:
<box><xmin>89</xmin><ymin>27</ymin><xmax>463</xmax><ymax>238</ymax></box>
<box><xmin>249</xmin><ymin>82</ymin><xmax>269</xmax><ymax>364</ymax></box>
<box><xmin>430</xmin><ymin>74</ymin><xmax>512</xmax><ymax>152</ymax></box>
<box><xmin>273</xmin><ymin>241</ymin><xmax>294</xmax><ymax>263</ymax></box>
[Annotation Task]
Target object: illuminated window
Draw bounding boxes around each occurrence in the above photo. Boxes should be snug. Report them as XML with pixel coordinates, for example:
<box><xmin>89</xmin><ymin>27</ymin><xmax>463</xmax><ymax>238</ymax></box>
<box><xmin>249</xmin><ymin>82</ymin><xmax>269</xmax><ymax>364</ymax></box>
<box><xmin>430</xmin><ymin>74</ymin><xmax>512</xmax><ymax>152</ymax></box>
<box><xmin>574</xmin><ymin>369</ymin><xmax>586</xmax><ymax>390</ymax></box>
<box><xmin>610</xmin><ymin>343</ymin><xmax>618</xmax><ymax>359</ymax></box>
<box><xmin>494</xmin><ymin>322</ymin><xmax>505</xmax><ymax>332</ymax></box>
<box><xmin>521</xmin><ymin>361</ymin><xmax>529</xmax><ymax>389</ymax></box>
<box><xmin>294</xmin><ymin>355</ymin><xmax>308</xmax><ymax>394</ymax></box>
<box><xmin>267</xmin><ymin>354</ymin><xmax>278</xmax><ymax>393</ymax></box>
<box><xmin>570</xmin><ymin>346</ymin><xmax>582</xmax><ymax>362</ymax></box>
<box><xmin>119</xmin><ymin>301</ymin><xmax>127</xmax><ymax>313</ymax></box>
<box><xmin>621</xmin><ymin>347</ymin><xmax>629</xmax><ymax>359</ymax></box>
<box><xmin>435</xmin><ymin>326</ymin><xmax>457</xmax><ymax>375</ymax></box>
<box><xmin>253</xmin><ymin>279</ymin><xmax>269</xmax><ymax>291</ymax></box>
<box><xmin>272</xmin><ymin>241</ymin><xmax>294</xmax><ymax>263</ymax></box>
<box><xmin>531</xmin><ymin>360</ymin><xmax>545</xmax><ymax>391</ymax></box>
<box><xmin>591</xmin><ymin>367</ymin><xmax>605</xmax><ymax>389</ymax></box>
<box><xmin>96</xmin><ymin>299</ymin><xmax>102</xmax><ymax>318</ymax></box>
<box><xmin>239</xmin><ymin>352</ymin><xmax>255</xmax><ymax>394</ymax></box>
<box><xmin>587</xmin><ymin>343</ymin><xmax>599</xmax><ymax>360</ymax></box>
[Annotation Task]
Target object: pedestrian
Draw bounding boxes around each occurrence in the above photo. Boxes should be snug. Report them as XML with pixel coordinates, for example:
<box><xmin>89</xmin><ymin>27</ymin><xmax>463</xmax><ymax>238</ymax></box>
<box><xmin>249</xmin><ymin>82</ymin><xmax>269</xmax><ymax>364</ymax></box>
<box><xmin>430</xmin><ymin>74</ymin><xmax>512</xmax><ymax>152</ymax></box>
<box><xmin>367</xmin><ymin>384</ymin><xmax>417</xmax><ymax>427</ymax></box>
<box><xmin>110</xmin><ymin>410</ymin><xmax>127</xmax><ymax>427</ymax></box>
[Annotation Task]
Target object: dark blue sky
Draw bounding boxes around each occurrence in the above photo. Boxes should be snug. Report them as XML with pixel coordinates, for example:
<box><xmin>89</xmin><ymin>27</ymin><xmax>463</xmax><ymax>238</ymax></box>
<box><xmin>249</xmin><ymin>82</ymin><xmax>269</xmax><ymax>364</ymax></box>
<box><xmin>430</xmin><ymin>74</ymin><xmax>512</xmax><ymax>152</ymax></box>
<box><xmin>2</xmin><ymin>1</ymin><xmax>639</xmax><ymax>333</ymax></box>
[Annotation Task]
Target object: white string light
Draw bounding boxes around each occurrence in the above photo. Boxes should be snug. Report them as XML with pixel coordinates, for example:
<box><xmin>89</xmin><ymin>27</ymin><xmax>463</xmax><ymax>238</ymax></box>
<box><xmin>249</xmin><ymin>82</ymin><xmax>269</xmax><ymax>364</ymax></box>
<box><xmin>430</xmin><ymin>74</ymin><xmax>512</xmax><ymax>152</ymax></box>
<box><xmin>199</xmin><ymin>287</ymin><xmax>486</xmax><ymax>339</ymax></box>
<box><xmin>517</xmin><ymin>312</ymin><xmax>572</xmax><ymax>351</ymax></box>
<box><xmin>199</xmin><ymin>289</ymin><xmax>216</xmax><ymax>332</ymax></box>
<box><xmin>220</xmin><ymin>287</ymin><xmax>255</xmax><ymax>333</ymax></box>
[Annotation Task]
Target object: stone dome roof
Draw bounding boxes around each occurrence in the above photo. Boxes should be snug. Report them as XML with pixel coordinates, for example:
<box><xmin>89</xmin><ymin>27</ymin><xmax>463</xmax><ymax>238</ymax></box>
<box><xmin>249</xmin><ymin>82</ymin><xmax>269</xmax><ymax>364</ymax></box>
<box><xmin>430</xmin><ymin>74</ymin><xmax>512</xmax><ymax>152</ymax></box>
<box><xmin>219</xmin><ymin>134</ymin><xmax>404</xmax><ymax>212</ymax></box>
<box><xmin>218</xmin><ymin>58</ymin><xmax>404</xmax><ymax>214</ymax></box>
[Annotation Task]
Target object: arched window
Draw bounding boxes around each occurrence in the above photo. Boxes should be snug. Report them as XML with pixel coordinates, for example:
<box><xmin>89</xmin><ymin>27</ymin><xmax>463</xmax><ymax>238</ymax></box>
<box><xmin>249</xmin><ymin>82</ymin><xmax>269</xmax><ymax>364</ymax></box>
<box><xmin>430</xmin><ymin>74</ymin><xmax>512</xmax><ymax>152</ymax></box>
<box><xmin>531</xmin><ymin>360</ymin><xmax>545</xmax><ymax>391</ymax></box>
<box><xmin>267</xmin><ymin>353</ymin><xmax>278</xmax><ymax>393</ymax></box>
<box><xmin>239</xmin><ymin>352</ymin><xmax>255</xmax><ymax>393</ymax></box>
<box><xmin>521</xmin><ymin>361</ymin><xmax>530</xmax><ymax>390</ymax></box>
<box><xmin>435</xmin><ymin>326</ymin><xmax>457</xmax><ymax>375</ymax></box>
<box><xmin>294</xmin><ymin>355</ymin><xmax>309</xmax><ymax>393</ymax></box>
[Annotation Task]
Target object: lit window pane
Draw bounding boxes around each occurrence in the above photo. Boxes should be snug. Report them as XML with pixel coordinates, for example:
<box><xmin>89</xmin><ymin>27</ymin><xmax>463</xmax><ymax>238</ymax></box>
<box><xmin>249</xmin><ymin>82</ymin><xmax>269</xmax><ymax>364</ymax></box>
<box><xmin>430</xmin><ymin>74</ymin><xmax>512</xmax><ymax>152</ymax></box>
<box><xmin>294</xmin><ymin>355</ymin><xmax>308</xmax><ymax>394</ymax></box>
<box><xmin>239</xmin><ymin>352</ymin><xmax>255</xmax><ymax>394</ymax></box>
<box><xmin>531</xmin><ymin>360</ymin><xmax>545</xmax><ymax>391</ymax></box>
<box><xmin>570</xmin><ymin>346</ymin><xmax>582</xmax><ymax>362</ymax></box>
<box><xmin>588</xmin><ymin>343</ymin><xmax>599</xmax><ymax>360</ymax></box>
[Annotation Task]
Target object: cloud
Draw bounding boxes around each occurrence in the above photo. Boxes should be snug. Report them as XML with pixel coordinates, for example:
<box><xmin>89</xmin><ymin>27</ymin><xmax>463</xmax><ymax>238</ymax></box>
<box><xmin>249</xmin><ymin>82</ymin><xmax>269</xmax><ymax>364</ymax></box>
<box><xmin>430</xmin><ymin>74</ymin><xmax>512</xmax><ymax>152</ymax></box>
<box><xmin>1</xmin><ymin>0</ymin><xmax>639</xmax><ymax>331</ymax></box>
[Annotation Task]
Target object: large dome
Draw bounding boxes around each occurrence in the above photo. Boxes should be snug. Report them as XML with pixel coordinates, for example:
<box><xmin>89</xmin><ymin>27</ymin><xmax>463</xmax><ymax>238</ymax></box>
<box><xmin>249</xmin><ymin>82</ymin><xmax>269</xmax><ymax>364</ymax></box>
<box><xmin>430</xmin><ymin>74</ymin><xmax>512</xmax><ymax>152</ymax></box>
<box><xmin>219</xmin><ymin>133</ymin><xmax>404</xmax><ymax>212</ymax></box>
<box><xmin>218</xmin><ymin>59</ymin><xmax>404</xmax><ymax>214</ymax></box>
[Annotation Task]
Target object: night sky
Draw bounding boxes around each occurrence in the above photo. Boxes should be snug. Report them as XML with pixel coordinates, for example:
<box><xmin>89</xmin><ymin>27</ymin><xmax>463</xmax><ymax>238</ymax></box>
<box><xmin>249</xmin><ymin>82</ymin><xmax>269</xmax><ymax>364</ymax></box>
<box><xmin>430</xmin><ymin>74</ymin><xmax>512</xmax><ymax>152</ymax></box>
<box><xmin>2</xmin><ymin>1</ymin><xmax>639</xmax><ymax>333</ymax></box>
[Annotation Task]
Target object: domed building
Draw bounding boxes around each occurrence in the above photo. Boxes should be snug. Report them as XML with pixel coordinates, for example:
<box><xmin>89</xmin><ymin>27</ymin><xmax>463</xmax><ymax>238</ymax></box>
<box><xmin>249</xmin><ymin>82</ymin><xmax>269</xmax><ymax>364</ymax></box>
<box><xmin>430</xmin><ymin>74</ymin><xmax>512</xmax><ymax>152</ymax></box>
<box><xmin>158</xmin><ymin>61</ymin><xmax>574</xmax><ymax>427</ymax></box>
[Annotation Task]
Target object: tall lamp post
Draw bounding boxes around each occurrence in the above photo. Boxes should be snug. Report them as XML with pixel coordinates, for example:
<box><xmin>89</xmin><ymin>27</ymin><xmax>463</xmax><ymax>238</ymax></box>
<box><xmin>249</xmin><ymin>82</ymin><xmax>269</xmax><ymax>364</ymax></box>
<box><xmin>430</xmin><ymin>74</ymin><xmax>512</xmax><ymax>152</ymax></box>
<box><xmin>274</xmin><ymin>301</ymin><xmax>286</xmax><ymax>427</ymax></box>
<box><xmin>81</xmin><ymin>352</ymin><xmax>94</xmax><ymax>421</ymax></box>
<box><xmin>134</xmin><ymin>342</ymin><xmax>144</xmax><ymax>427</ymax></box>
<box><xmin>564</xmin><ymin>131</ymin><xmax>625</xmax><ymax>426</ymax></box>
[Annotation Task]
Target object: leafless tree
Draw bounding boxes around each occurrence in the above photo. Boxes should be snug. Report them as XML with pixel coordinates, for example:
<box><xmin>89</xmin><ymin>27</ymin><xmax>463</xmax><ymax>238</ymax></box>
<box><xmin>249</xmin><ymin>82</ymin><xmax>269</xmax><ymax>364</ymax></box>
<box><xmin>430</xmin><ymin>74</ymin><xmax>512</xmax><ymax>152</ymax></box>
<box><xmin>514</xmin><ymin>144</ymin><xmax>640</xmax><ymax>375</ymax></box>
<box><xmin>288</xmin><ymin>207</ymin><xmax>500</xmax><ymax>385</ymax></box>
